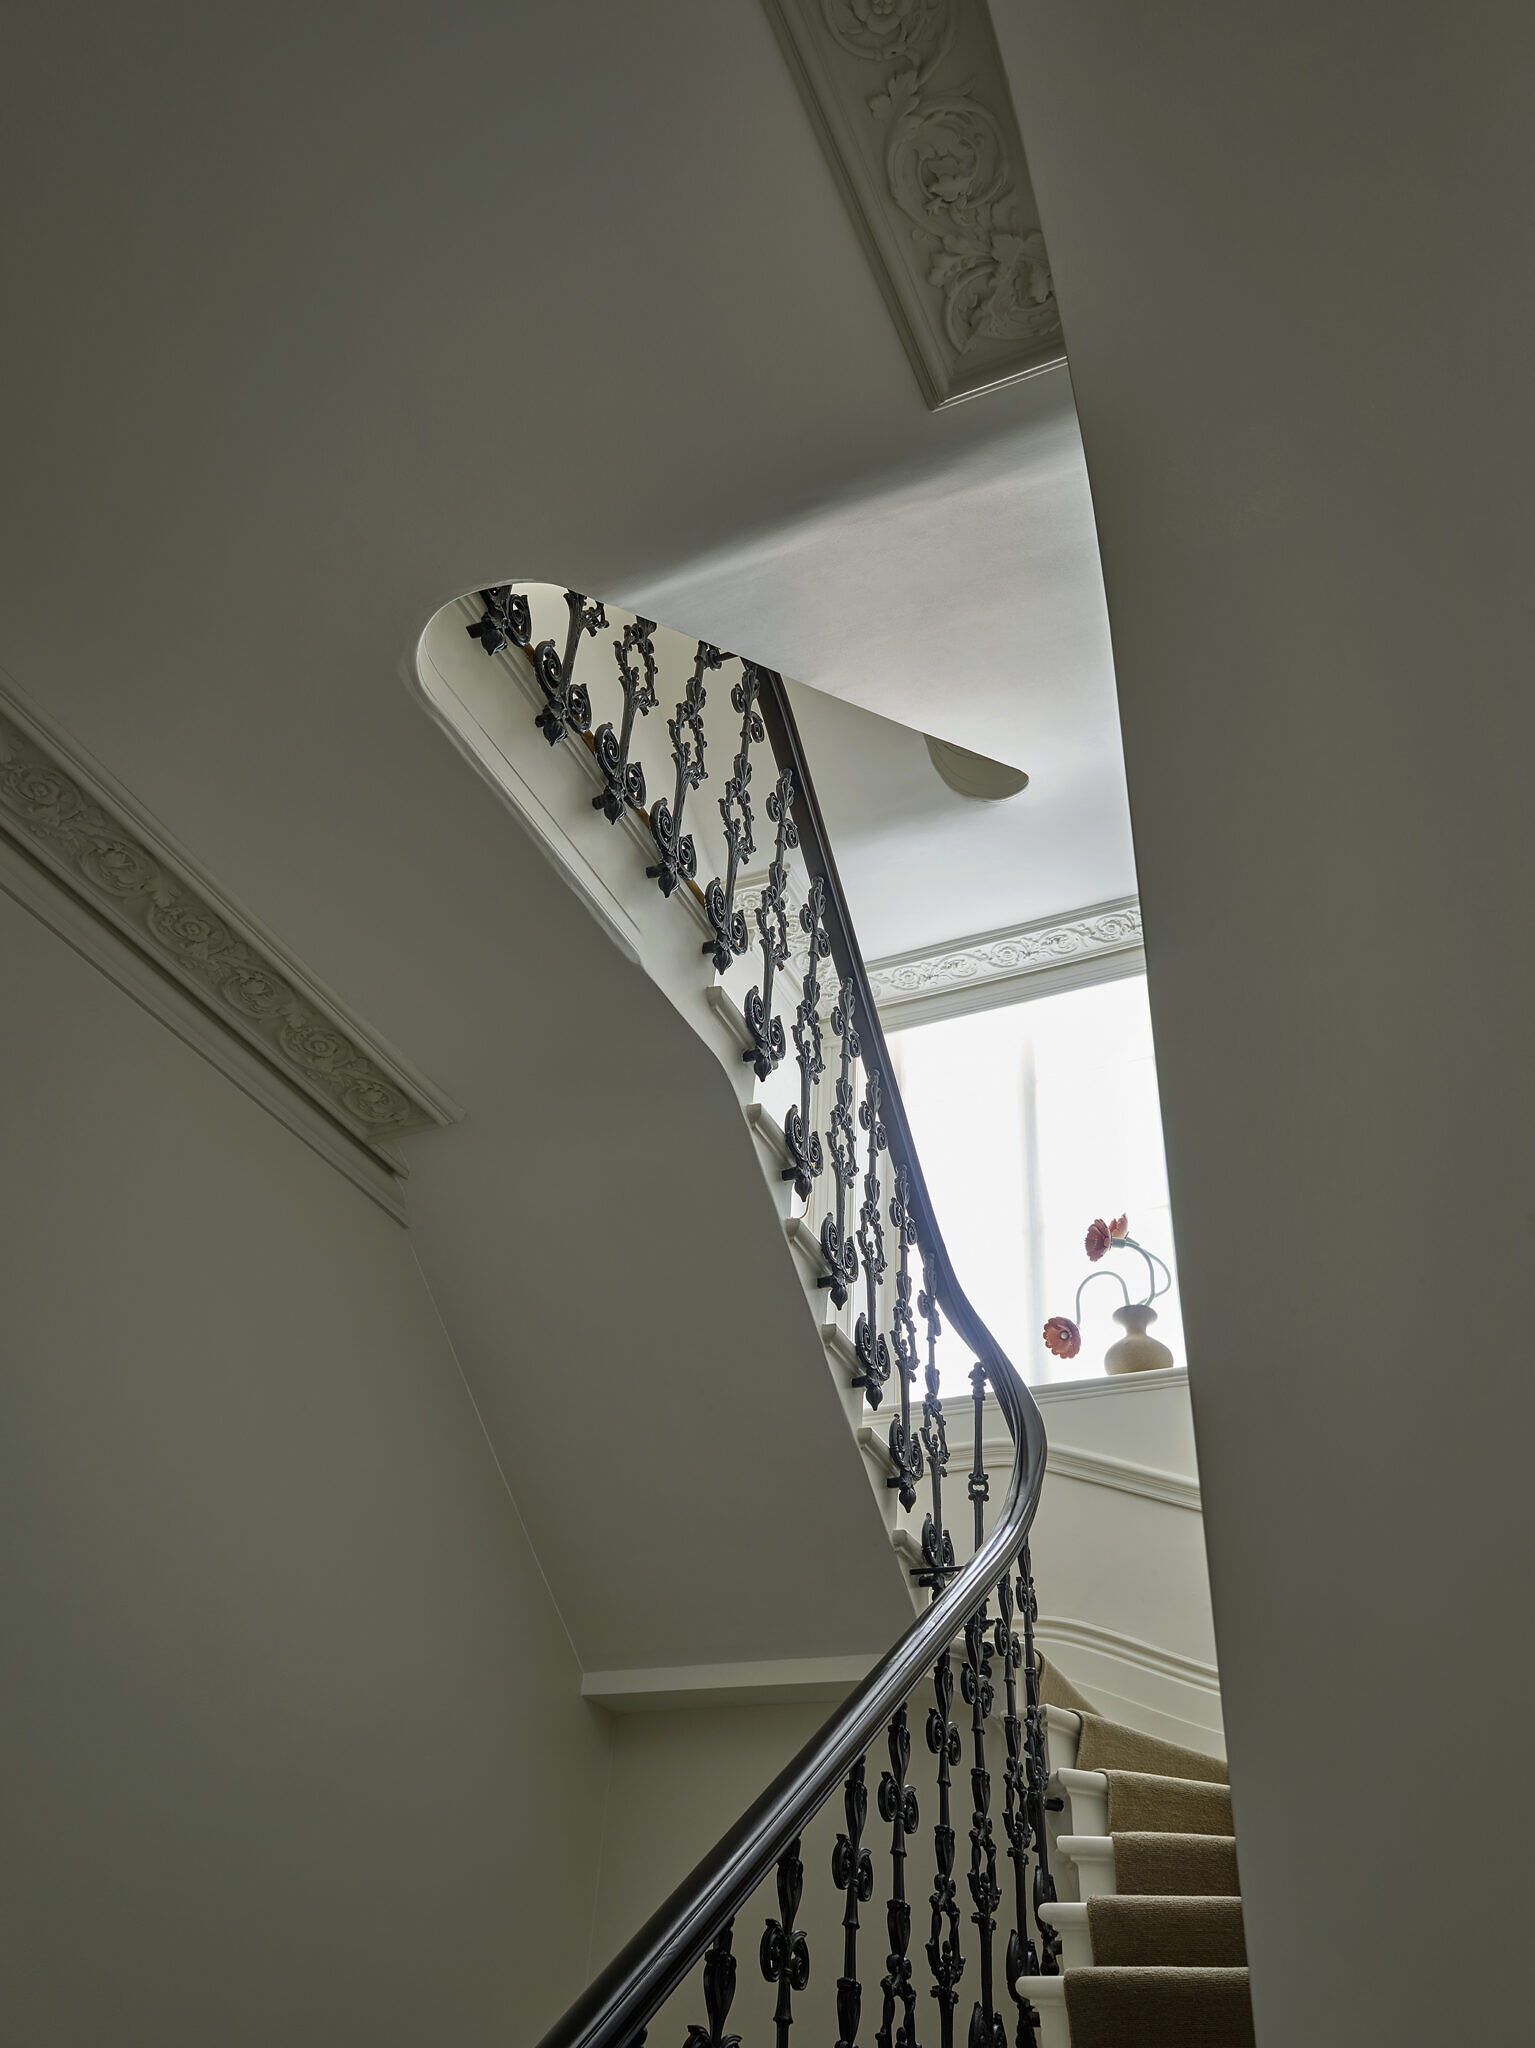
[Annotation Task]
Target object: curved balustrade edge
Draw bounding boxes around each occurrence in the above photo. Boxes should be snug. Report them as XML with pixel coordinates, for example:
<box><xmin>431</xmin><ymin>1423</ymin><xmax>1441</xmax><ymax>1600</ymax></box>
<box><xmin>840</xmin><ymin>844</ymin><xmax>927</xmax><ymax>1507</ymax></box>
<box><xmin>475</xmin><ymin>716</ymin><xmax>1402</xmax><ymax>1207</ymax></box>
<box><xmin>535</xmin><ymin>671</ymin><xmax>1048</xmax><ymax>2048</ymax></box>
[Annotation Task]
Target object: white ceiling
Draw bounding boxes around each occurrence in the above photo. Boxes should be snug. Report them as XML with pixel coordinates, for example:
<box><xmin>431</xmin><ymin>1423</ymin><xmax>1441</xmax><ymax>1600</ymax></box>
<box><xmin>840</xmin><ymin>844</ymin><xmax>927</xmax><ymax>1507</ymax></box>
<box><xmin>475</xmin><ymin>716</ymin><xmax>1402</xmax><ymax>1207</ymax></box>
<box><xmin>626</xmin><ymin>405</ymin><xmax>1135</xmax><ymax>959</ymax></box>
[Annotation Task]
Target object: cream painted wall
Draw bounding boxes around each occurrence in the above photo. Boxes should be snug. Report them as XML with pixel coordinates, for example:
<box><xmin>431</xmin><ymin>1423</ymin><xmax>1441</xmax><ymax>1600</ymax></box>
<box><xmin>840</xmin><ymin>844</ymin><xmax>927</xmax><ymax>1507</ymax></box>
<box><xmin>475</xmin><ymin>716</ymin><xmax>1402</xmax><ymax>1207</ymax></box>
<box><xmin>994</xmin><ymin>4</ymin><xmax>1535</xmax><ymax>2040</ymax></box>
<box><xmin>591</xmin><ymin>1701</ymin><xmax>852</xmax><ymax>2048</ymax></box>
<box><xmin>0</xmin><ymin>890</ymin><xmax>609</xmax><ymax>2045</ymax></box>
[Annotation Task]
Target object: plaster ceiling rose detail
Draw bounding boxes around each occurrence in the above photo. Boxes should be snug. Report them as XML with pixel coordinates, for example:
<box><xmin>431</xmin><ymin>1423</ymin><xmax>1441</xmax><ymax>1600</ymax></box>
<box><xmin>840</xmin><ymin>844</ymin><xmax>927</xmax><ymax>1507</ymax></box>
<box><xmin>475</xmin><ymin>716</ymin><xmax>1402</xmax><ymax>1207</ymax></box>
<box><xmin>764</xmin><ymin>0</ymin><xmax>1065</xmax><ymax>406</ymax></box>
<box><xmin>0</xmin><ymin>684</ymin><xmax>460</xmax><ymax>1166</ymax></box>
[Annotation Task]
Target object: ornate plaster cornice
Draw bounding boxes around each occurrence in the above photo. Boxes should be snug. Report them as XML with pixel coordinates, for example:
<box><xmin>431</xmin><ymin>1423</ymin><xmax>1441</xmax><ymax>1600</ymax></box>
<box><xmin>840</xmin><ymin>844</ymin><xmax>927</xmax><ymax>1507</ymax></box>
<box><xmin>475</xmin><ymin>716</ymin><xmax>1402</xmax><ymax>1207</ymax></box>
<box><xmin>0</xmin><ymin>682</ymin><xmax>460</xmax><ymax>1181</ymax></box>
<box><xmin>763</xmin><ymin>0</ymin><xmax>1065</xmax><ymax>408</ymax></box>
<box><xmin>867</xmin><ymin>896</ymin><xmax>1143</xmax><ymax>1029</ymax></box>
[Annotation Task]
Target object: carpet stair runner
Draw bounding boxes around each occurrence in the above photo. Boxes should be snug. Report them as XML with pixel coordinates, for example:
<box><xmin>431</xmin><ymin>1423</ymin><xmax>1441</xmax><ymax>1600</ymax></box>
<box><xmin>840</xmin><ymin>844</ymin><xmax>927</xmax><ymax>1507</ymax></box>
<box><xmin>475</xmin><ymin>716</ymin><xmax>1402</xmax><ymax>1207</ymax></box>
<box><xmin>1028</xmin><ymin>1676</ymin><xmax>1251</xmax><ymax>2048</ymax></box>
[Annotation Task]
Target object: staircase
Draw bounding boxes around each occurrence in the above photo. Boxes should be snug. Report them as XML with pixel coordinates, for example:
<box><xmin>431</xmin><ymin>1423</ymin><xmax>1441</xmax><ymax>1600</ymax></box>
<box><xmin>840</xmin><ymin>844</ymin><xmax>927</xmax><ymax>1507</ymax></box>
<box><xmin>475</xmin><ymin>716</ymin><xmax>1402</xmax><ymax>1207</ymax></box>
<box><xmin>412</xmin><ymin>585</ymin><xmax>1245</xmax><ymax>2048</ymax></box>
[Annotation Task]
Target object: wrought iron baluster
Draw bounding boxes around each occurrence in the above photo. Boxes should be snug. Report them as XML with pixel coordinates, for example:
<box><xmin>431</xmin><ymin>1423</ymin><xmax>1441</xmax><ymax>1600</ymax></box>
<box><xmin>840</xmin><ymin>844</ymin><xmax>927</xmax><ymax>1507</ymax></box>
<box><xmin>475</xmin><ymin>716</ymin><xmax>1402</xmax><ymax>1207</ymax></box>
<box><xmin>962</xmin><ymin>1610</ymin><xmax>1004</xmax><ymax>2048</ymax></box>
<box><xmin>833</xmin><ymin>1756</ymin><xmax>876</xmax><ymax>2048</ymax></box>
<box><xmin>782</xmin><ymin>875</ymin><xmax>831</xmax><ymax>1200</ymax></box>
<box><xmin>465</xmin><ymin>582</ymin><xmax>532</xmax><ymax>658</ymax></box>
<box><xmin>648</xmin><ymin>642</ymin><xmax>723</xmax><ymax>896</ymax></box>
<box><xmin>684</xmin><ymin>1920</ymin><xmax>742</xmax><ymax>2048</ymax></box>
<box><xmin>594</xmin><ymin>616</ymin><xmax>659</xmax><ymax>821</ymax></box>
<box><xmin>876</xmin><ymin>1704</ymin><xmax>921</xmax><ymax>2048</ymax></box>
<box><xmin>1018</xmin><ymin>1544</ymin><xmax>1061</xmax><ymax>1975</ymax></box>
<box><xmin>853</xmin><ymin>1063</ymin><xmax>892</xmax><ymax>1405</ymax></box>
<box><xmin>925</xmin><ymin>1652</ymin><xmax>965</xmax><ymax>2048</ymax></box>
<box><xmin>743</xmin><ymin>770</ymin><xmax>797</xmax><ymax>1079</ymax></box>
<box><xmin>996</xmin><ymin>1569</ymin><xmax>1040</xmax><ymax>2047</ymax></box>
<box><xmin>916</xmin><ymin>1260</ymin><xmax>956</xmax><ymax>1595</ymax></box>
<box><xmin>819</xmin><ymin>985</ymin><xmax>861</xmax><ymax>1307</ymax></box>
<box><xmin>760</xmin><ymin>1837</ymin><xmax>811</xmax><ymax>2048</ymax></box>
<box><xmin>968</xmin><ymin>1363</ymin><xmax>990</xmax><ymax>1555</ymax></box>
<box><xmin>531</xmin><ymin>589</ymin><xmax>606</xmax><ymax>747</ymax></box>
<box><xmin>703</xmin><ymin>663</ymin><xmax>765</xmax><ymax>971</ymax></box>
<box><xmin>886</xmin><ymin>1166</ymin><xmax>924</xmax><ymax>1509</ymax></box>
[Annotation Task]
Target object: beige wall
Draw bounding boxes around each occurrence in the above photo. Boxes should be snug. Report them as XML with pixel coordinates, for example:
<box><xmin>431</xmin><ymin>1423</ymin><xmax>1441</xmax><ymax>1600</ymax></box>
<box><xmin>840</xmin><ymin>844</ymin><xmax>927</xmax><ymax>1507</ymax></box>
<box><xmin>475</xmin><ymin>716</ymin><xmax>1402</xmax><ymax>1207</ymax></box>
<box><xmin>0</xmin><ymin>890</ymin><xmax>609</xmax><ymax>2045</ymax></box>
<box><xmin>996</xmin><ymin>4</ymin><xmax>1535</xmax><ymax>2041</ymax></box>
<box><xmin>591</xmin><ymin>1700</ymin><xmax>857</xmax><ymax>2048</ymax></box>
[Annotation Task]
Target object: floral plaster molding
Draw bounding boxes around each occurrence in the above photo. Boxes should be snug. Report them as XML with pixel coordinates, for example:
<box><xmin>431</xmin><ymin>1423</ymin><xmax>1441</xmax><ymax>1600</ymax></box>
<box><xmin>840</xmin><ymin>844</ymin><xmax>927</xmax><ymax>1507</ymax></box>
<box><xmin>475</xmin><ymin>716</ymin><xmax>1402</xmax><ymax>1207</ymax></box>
<box><xmin>867</xmin><ymin>897</ymin><xmax>1143</xmax><ymax>1029</ymax></box>
<box><xmin>763</xmin><ymin>0</ymin><xmax>1065</xmax><ymax>407</ymax></box>
<box><xmin>0</xmin><ymin>681</ymin><xmax>460</xmax><ymax>1191</ymax></box>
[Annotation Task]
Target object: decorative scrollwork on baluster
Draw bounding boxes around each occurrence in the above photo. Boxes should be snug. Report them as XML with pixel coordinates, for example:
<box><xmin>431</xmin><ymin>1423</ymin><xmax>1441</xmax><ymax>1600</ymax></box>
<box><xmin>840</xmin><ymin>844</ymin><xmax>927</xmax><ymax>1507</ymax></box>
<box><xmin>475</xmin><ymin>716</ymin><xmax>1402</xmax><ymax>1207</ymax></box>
<box><xmin>761</xmin><ymin>1837</ymin><xmax>811</xmax><ymax>2048</ymax></box>
<box><xmin>876</xmin><ymin>1704</ymin><xmax>921</xmax><ymax>2048</ymax></box>
<box><xmin>916</xmin><ymin>1261</ymin><xmax>956</xmax><ymax>1595</ymax></box>
<box><xmin>532</xmin><ymin>589</ymin><xmax>606</xmax><ymax>747</ymax></box>
<box><xmin>852</xmin><ymin>1064</ymin><xmax>893</xmax><ymax>1406</ymax></box>
<box><xmin>996</xmin><ymin>1568</ymin><xmax>1040</xmax><ymax>2048</ymax></box>
<box><xmin>684</xmin><ymin>1920</ymin><xmax>742</xmax><ymax>2048</ymax></box>
<box><xmin>743</xmin><ymin>770</ymin><xmax>797</xmax><ymax>1078</ymax></box>
<box><xmin>925</xmin><ymin>1653</ymin><xmax>965</xmax><ymax>2048</ymax></box>
<box><xmin>833</xmin><ymin>1756</ymin><xmax>877</xmax><ymax>2048</ymax></box>
<box><xmin>593</xmin><ymin>616</ymin><xmax>659</xmax><ymax>821</ymax></box>
<box><xmin>885</xmin><ymin>1168</ymin><xmax>924</xmax><ymax>1510</ymax></box>
<box><xmin>1017</xmin><ymin>1544</ymin><xmax>1061</xmax><ymax>1976</ymax></box>
<box><xmin>782</xmin><ymin>875</ymin><xmax>831</xmax><ymax>1200</ymax></box>
<box><xmin>465</xmin><ymin>583</ymin><xmax>532</xmax><ymax>658</ymax></box>
<box><xmin>703</xmin><ymin>663</ymin><xmax>765</xmax><ymax>972</ymax></box>
<box><xmin>962</xmin><ymin>1611</ymin><xmax>1005</xmax><ymax>2048</ymax></box>
<box><xmin>819</xmin><ymin>985</ymin><xmax>861</xmax><ymax>1308</ymax></box>
<box><xmin>648</xmin><ymin>642</ymin><xmax>723</xmax><ymax>896</ymax></box>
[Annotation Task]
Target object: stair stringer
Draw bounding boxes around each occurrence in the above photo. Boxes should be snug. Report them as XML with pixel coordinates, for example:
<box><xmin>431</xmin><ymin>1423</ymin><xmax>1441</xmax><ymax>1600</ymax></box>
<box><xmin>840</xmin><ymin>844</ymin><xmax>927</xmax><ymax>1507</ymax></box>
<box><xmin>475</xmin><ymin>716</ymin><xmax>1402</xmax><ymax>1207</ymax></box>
<box><xmin>411</xmin><ymin>599</ymin><xmax>916</xmax><ymax>1599</ymax></box>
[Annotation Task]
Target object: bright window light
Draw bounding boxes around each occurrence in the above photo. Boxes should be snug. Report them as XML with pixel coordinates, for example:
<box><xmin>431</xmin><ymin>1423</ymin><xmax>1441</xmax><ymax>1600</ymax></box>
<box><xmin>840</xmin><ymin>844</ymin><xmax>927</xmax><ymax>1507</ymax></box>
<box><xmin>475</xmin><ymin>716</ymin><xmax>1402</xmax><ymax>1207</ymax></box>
<box><xmin>887</xmin><ymin>974</ymin><xmax>1185</xmax><ymax>1387</ymax></box>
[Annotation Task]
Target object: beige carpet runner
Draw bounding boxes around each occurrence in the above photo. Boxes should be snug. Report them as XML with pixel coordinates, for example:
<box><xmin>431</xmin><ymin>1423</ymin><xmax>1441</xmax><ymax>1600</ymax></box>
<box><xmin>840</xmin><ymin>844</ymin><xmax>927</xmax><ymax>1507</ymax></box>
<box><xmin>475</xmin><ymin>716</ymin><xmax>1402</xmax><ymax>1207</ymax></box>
<box><xmin>1051</xmin><ymin>1697</ymin><xmax>1253</xmax><ymax>2048</ymax></box>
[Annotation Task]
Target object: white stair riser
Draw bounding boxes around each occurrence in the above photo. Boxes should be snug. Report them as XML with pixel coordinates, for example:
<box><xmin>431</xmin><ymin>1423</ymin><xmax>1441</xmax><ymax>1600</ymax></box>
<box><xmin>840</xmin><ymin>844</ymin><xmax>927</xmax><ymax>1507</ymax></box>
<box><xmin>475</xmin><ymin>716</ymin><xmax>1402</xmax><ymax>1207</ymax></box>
<box><xmin>1057</xmin><ymin>1834</ymin><xmax>1116</xmax><ymax>1899</ymax></box>
<box><xmin>1054</xmin><ymin>1767</ymin><xmax>1108</xmax><ymax>1836</ymax></box>
<box><xmin>1036</xmin><ymin>1899</ymin><xmax>1092</xmax><ymax>1971</ymax></box>
<box><xmin>1020</xmin><ymin>1975</ymin><xmax>1070</xmax><ymax>2048</ymax></box>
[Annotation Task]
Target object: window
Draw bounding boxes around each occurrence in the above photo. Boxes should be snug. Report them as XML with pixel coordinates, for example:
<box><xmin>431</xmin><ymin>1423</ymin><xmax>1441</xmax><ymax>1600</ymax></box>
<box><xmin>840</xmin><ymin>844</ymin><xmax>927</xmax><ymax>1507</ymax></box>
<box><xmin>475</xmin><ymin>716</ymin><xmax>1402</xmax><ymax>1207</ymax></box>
<box><xmin>886</xmin><ymin>974</ymin><xmax>1185</xmax><ymax>1386</ymax></box>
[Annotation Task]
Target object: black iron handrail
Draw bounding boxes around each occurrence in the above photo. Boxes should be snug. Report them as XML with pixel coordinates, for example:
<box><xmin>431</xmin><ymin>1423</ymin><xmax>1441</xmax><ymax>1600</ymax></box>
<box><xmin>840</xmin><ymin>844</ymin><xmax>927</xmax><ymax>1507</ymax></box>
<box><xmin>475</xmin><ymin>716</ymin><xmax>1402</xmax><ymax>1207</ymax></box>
<box><xmin>534</xmin><ymin>670</ymin><xmax>1048</xmax><ymax>2048</ymax></box>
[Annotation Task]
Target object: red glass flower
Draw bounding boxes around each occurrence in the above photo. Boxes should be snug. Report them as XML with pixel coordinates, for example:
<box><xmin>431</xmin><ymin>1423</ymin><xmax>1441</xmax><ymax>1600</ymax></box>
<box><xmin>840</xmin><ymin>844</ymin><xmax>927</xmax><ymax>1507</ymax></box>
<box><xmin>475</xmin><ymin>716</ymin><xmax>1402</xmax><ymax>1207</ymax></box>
<box><xmin>1085</xmin><ymin>1218</ymin><xmax>1112</xmax><ymax>1261</ymax></box>
<box><xmin>1043</xmin><ymin>1315</ymin><xmax>1081</xmax><ymax>1360</ymax></box>
<box><xmin>1109</xmin><ymin>1214</ymin><xmax>1128</xmax><ymax>1240</ymax></box>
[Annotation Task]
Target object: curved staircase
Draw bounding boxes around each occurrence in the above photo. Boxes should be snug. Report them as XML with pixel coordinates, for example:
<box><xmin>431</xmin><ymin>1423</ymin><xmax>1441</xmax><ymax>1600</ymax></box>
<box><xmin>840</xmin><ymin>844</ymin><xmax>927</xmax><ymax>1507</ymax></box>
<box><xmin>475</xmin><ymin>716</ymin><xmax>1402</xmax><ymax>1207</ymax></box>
<box><xmin>1029</xmin><ymin>1697</ymin><xmax>1250</xmax><ymax>2046</ymax></box>
<box><xmin>412</xmin><ymin>584</ymin><xmax>1242</xmax><ymax>2048</ymax></box>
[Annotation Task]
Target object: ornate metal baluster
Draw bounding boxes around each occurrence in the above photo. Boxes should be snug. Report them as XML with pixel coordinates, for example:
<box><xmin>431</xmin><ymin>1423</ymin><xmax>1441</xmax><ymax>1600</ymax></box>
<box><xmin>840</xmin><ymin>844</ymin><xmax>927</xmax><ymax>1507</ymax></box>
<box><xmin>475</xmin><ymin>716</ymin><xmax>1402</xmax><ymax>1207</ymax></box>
<box><xmin>968</xmin><ymin>1362</ymin><xmax>990</xmax><ymax>1556</ymax></box>
<box><xmin>886</xmin><ymin>1166</ymin><xmax>924</xmax><ymax>1509</ymax></box>
<box><xmin>593</xmin><ymin>616</ymin><xmax>659</xmax><ymax>821</ymax></box>
<box><xmin>916</xmin><ymin>1261</ymin><xmax>956</xmax><ymax>1596</ymax></box>
<box><xmin>782</xmin><ymin>875</ymin><xmax>831</xmax><ymax>1200</ymax></box>
<box><xmin>996</xmin><ymin>1570</ymin><xmax>1040</xmax><ymax>2047</ymax></box>
<box><xmin>703</xmin><ymin>663</ymin><xmax>765</xmax><ymax>972</ymax></box>
<box><xmin>684</xmin><ymin>1920</ymin><xmax>742</xmax><ymax>2048</ymax></box>
<box><xmin>1018</xmin><ymin>1544</ymin><xmax>1061</xmax><ymax>1975</ymax></box>
<box><xmin>853</xmin><ymin>1063</ymin><xmax>892</xmax><ymax>1406</ymax></box>
<box><xmin>925</xmin><ymin>1653</ymin><xmax>965</xmax><ymax>2048</ymax></box>
<box><xmin>531</xmin><ymin>588</ymin><xmax>606</xmax><ymax>747</ymax></box>
<box><xmin>761</xmin><ymin>1837</ymin><xmax>811</xmax><ymax>2048</ymax></box>
<box><xmin>648</xmin><ymin>642</ymin><xmax>723</xmax><ymax>896</ymax></box>
<box><xmin>833</xmin><ymin>1757</ymin><xmax>876</xmax><ymax>2048</ymax></box>
<box><xmin>962</xmin><ymin>1610</ymin><xmax>1004</xmax><ymax>2048</ymax></box>
<box><xmin>876</xmin><ymin>1704</ymin><xmax>921</xmax><ymax>2048</ymax></box>
<box><xmin>465</xmin><ymin>582</ymin><xmax>532</xmax><ymax>657</ymax></box>
<box><xmin>743</xmin><ymin>770</ymin><xmax>797</xmax><ymax>1078</ymax></box>
<box><xmin>819</xmin><ymin>985</ymin><xmax>861</xmax><ymax>1308</ymax></box>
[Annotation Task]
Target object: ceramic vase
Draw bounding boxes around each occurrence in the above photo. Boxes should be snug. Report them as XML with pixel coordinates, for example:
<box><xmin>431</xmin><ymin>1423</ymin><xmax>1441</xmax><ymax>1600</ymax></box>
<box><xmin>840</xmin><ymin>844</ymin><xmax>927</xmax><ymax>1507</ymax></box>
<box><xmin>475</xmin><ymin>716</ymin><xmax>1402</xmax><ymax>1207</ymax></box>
<box><xmin>1104</xmin><ymin>1302</ymin><xmax>1174</xmax><ymax>1376</ymax></box>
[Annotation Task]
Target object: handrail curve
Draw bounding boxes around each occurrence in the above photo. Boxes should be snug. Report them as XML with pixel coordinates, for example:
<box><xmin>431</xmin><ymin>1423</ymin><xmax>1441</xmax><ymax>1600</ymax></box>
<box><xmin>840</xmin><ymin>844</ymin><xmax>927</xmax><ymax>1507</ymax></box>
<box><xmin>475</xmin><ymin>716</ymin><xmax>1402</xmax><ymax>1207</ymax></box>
<box><xmin>534</xmin><ymin>670</ymin><xmax>1049</xmax><ymax>2048</ymax></box>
